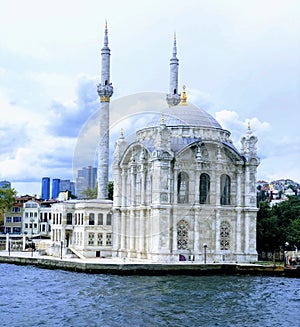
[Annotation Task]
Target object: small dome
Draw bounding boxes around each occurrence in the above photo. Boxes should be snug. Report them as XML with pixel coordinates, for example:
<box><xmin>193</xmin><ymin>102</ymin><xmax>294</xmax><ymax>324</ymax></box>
<box><xmin>147</xmin><ymin>103</ymin><xmax>222</xmax><ymax>129</ymax></box>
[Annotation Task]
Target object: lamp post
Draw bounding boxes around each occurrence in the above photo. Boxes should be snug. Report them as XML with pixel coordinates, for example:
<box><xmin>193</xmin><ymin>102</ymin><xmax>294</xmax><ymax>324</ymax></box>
<box><xmin>30</xmin><ymin>218</ymin><xmax>34</xmax><ymax>257</ymax></box>
<box><xmin>8</xmin><ymin>238</ymin><xmax>10</xmax><ymax>257</ymax></box>
<box><xmin>284</xmin><ymin>242</ymin><xmax>289</xmax><ymax>267</ymax></box>
<box><xmin>203</xmin><ymin>243</ymin><xmax>207</xmax><ymax>264</ymax></box>
<box><xmin>60</xmin><ymin>240</ymin><xmax>63</xmax><ymax>260</ymax></box>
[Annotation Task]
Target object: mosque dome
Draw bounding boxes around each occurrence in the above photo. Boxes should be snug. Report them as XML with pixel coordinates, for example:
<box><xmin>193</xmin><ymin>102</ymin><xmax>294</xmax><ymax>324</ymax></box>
<box><xmin>162</xmin><ymin>103</ymin><xmax>222</xmax><ymax>129</ymax></box>
<box><xmin>146</xmin><ymin>102</ymin><xmax>222</xmax><ymax>130</ymax></box>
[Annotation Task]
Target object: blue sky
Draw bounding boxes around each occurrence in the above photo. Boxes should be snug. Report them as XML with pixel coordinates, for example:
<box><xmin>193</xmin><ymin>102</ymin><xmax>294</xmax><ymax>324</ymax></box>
<box><xmin>0</xmin><ymin>0</ymin><xmax>299</xmax><ymax>195</ymax></box>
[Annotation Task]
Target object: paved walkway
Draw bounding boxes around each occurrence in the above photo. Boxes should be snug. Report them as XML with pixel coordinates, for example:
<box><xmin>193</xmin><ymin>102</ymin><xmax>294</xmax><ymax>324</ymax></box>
<box><xmin>0</xmin><ymin>250</ymin><xmax>156</xmax><ymax>265</ymax></box>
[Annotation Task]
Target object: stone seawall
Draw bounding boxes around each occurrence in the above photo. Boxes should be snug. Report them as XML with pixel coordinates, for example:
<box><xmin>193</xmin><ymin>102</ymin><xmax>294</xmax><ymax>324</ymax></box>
<box><xmin>0</xmin><ymin>254</ymin><xmax>286</xmax><ymax>276</ymax></box>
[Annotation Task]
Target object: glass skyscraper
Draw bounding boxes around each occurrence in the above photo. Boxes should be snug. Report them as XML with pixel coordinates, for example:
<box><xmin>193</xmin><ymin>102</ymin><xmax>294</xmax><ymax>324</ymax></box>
<box><xmin>41</xmin><ymin>177</ymin><xmax>50</xmax><ymax>200</ymax></box>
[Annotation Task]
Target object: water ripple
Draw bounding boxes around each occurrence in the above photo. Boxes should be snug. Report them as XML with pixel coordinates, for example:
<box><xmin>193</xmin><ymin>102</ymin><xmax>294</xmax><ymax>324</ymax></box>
<box><xmin>0</xmin><ymin>264</ymin><xmax>299</xmax><ymax>327</ymax></box>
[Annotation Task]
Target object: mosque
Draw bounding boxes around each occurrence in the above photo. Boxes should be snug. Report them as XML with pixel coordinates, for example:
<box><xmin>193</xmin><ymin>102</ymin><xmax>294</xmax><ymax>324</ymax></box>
<box><xmin>50</xmin><ymin>24</ymin><xmax>260</xmax><ymax>263</ymax></box>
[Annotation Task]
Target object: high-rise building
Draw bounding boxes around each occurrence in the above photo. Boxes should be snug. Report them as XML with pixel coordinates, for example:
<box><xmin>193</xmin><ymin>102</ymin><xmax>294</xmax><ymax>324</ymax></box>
<box><xmin>41</xmin><ymin>177</ymin><xmax>50</xmax><ymax>200</ymax></box>
<box><xmin>76</xmin><ymin>166</ymin><xmax>97</xmax><ymax>198</ymax></box>
<box><xmin>59</xmin><ymin>180</ymin><xmax>75</xmax><ymax>195</ymax></box>
<box><xmin>51</xmin><ymin>179</ymin><xmax>60</xmax><ymax>199</ymax></box>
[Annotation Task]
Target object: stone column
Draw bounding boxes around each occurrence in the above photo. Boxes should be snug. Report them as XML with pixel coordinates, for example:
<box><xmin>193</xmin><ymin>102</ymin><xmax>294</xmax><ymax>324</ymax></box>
<box><xmin>173</xmin><ymin>168</ymin><xmax>178</xmax><ymax>204</ymax></box>
<box><xmin>172</xmin><ymin>211</ymin><xmax>177</xmax><ymax>253</ymax></box>
<box><xmin>236</xmin><ymin>166</ymin><xmax>243</xmax><ymax>253</ymax></box>
<box><xmin>194</xmin><ymin>168</ymin><xmax>200</xmax><ymax>205</ymax></box>
<box><xmin>120</xmin><ymin>210</ymin><xmax>126</xmax><ymax>255</ymax></box>
<box><xmin>236</xmin><ymin>209</ymin><xmax>242</xmax><ymax>253</ymax></box>
<box><xmin>193</xmin><ymin>210</ymin><xmax>199</xmax><ymax>258</ymax></box>
<box><xmin>215</xmin><ymin>209</ymin><xmax>220</xmax><ymax>252</ymax></box>
<box><xmin>138</xmin><ymin>209</ymin><xmax>145</xmax><ymax>257</ymax></box>
<box><xmin>121</xmin><ymin>168</ymin><xmax>127</xmax><ymax>207</ymax></box>
<box><xmin>215</xmin><ymin>172</ymin><xmax>221</xmax><ymax>206</ymax></box>
<box><xmin>245</xmin><ymin>165</ymin><xmax>250</xmax><ymax>206</ymax></box>
<box><xmin>112</xmin><ymin>209</ymin><xmax>120</xmax><ymax>256</ymax></box>
<box><xmin>245</xmin><ymin>212</ymin><xmax>250</xmax><ymax>254</ymax></box>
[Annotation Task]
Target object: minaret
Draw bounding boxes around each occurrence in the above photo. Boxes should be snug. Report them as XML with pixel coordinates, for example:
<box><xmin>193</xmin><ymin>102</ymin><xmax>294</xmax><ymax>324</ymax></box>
<box><xmin>166</xmin><ymin>33</ymin><xmax>181</xmax><ymax>107</ymax></box>
<box><xmin>97</xmin><ymin>22</ymin><xmax>113</xmax><ymax>199</ymax></box>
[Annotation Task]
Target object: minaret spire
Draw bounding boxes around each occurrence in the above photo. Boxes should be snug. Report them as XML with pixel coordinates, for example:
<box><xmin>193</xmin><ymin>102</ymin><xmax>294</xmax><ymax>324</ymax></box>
<box><xmin>166</xmin><ymin>32</ymin><xmax>181</xmax><ymax>107</ymax></box>
<box><xmin>103</xmin><ymin>20</ymin><xmax>108</xmax><ymax>47</ymax></box>
<box><xmin>97</xmin><ymin>22</ymin><xmax>114</xmax><ymax>199</ymax></box>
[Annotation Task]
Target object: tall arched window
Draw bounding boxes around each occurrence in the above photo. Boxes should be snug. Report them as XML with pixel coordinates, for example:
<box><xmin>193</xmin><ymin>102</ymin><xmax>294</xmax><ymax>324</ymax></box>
<box><xmin>89</xmin><ymin>213</ymin><xmax>95</xmax><ymax>225</ymax></box>
<box><xmin>98</xmin><ymin>213</ymin><xmax>103</xmax><ymax>225</ymax></box>
<box><xmin>220</xmin><ymin>221</ymin><xmax>231</xmax><ymax>250</ymax></box>
<box><xmin>200</xmin><ymin>173</ymin><xmax>210</xmax><ymax>204</ymax></box>
<box><xmin>177</xmin><ymin>220</ymin><xmax>189</xmax><ymax>250</ymax></box>
<box><xmin>220</xmin><ymin>174</ymin><xmax>231</xmax><ymax>205</ymax></box>
<box><xmin>106</xmin><ymin>213</ymin><xmax>112</xmax><ymax>225</ymax></box>
<box><xmin>177</xmin><ymin>172</ymin><xmax>189</xmax><ymax>203</ymax></box>
<box><xmin>66</xmin><ymin>213</ymin><xmax>72</xmax><ymax>225</ymax></box>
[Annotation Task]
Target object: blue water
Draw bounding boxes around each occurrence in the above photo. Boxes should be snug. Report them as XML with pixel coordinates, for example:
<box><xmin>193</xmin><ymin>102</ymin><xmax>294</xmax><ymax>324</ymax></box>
<box><xmin>0</xmin><ymin>263</ymin><xmax>299</xmax><ymax>327</ymax></box>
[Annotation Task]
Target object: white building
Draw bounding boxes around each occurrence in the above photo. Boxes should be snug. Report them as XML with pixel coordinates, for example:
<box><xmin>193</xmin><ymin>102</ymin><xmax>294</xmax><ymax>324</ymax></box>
<box><xmin>50</xmin><ymin>25</ymin><xmax>260</xmax><ymax>263</ymax></box>
<box><xmin>51</xmin><ymin>200</ymin><xmax>112</xmax><ymax>258</ymax></box>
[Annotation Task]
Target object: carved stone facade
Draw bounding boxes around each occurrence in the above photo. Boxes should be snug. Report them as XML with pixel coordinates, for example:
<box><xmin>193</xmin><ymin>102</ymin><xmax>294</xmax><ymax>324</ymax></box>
<box><xmin>112</xmin><ymin>105</ymin><xmax>260</xmax><ymax>263</ymax></box>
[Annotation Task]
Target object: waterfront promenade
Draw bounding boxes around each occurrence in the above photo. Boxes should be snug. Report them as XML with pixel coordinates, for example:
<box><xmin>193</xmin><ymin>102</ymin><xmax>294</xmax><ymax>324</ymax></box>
<box><xmin>0</xmin><ymin>250</ymin><xmax>286</xmax><ymax>276</ymax></box>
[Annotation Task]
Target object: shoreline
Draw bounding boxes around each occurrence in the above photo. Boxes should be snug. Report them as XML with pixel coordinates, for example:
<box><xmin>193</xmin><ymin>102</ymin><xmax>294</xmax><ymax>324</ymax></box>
<box><xmin>0</xmin><ymin>251</ymin><xmax>292</xmax><ymax>277</ymax></box>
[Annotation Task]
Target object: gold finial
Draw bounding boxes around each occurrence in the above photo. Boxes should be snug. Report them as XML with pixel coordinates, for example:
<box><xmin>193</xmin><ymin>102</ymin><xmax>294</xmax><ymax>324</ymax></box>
<box><xmin>247</xmin><ymin>120</ymin><xmax>251</xmax><ymax>130</ymax></box>
<box><xmin>161</xmin><ymin>114</ymin><xmax>165</xmax><ymax>124</ymax></box>
<box><xmin>180</xmin><ymin>85</ymin><xmax>187</xmax><ymax>105</ymax></box>
<box><xmin>105</xmin><ymin>20</ymin><xmax>108</xmax><ymax>29</ymax></box>
<box><xmin>174</xmin><ymin>32</ymin><xmax>176</xmax><ymax>41</ymax></box>
<box><xmin>120</xmin><ymin>128</ymin><xmax>124</xmax><ymax>138</ymax></box>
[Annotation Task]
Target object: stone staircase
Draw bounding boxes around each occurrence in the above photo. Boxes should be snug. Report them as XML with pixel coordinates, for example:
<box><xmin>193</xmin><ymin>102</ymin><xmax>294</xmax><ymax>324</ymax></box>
<box><xmin>68</xmin><ymin>247</ymin><xmax>86</xmax><ymax>259</ymax></box>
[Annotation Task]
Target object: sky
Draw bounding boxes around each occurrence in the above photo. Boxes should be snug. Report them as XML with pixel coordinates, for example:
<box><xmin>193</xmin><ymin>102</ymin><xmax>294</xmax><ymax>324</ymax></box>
<box><xmin>0</xmin><ymin>0</ymin><xmax>299</xmax><ymax>196</ymax></box>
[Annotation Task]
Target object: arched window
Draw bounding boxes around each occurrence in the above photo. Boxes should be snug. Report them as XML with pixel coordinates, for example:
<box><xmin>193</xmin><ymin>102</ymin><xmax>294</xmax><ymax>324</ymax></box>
<box><xmin>98</xmin><ymin>213</ymin><xmax>103</xmax><ymax>225</ymax></box>
<box><xmin>89</xmin><ymin>213</ymin><xmax>95</xmax><ymax>225</ymax></box>
<box><xmin>220</xmin><ymin>221</ymin><xmax>231</xmax><ymax>250</ymax></box>
<box><xmin>177</xmin><ymin>172</ymin><xmax>189</xmax><ymax>203</ymax></box>
<box><xmin>200</xmin><ymin>173</ymin><xmax>210</xmax><ymax>204</ymax></box>
<box><xmin>66</xmin><ymin>213</ymin><xmax>72</xmax><ymax>225</ymax></box>
<box><xmin>106</xmin><ymin>213</ymin><xmax>112</xmax><ymax>225</ymax></box>
<box><xmin>177</xmin><ymin>220</ymin><xmax>189</xmax><ymax>250</ymax></box>
<box><xmin>220</xmin><ymin>174</ymin><xmax>231</xmax><ymax>205</ymax></box>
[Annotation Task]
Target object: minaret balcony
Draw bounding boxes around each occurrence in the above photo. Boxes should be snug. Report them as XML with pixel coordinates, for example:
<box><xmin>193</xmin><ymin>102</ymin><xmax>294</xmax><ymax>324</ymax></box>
<box><xmin>166</xmin><ymin>93</ymin><xmax>181</xmax><ymax>107</ymax></box>
<box><xmin>97</xmin><ymin>84</ymin><xmax>113</xmax><ymax>102</ymax></box>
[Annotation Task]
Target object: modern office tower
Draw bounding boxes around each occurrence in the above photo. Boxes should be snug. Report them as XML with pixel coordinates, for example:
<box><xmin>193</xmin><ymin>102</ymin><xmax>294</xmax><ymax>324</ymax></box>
<box><xmin>59</xmin><ymin>180</ymin><xmax>75</xmax><ymax>194</ymax></box>
<box><xmin>51</xmin><ymin>178</ymin><xmax>60</xmax><ymax>199</ymax></box>
<box><xmin>76</xmin><ymin>166</ymin><xmax>97</xmax><ymax>198</ymax></box>
<box><xmin>41</xmin><ymin>177</ymin><xmax>50</xmax><ymax>200</ymax></box>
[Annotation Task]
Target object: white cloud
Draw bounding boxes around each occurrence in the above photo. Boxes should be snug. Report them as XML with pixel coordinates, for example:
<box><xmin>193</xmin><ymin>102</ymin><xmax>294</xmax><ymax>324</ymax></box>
<box><xmin>0</xmin><ymin>0</ymin><xmax>299</xmax><ymax>195</ymax></box>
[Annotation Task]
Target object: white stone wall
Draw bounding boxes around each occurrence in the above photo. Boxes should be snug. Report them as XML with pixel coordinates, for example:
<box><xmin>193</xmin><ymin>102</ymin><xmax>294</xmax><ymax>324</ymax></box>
<box><xmin>112</xmin><ymin>123</ymin><xmax>259</xmax><ymax>263</ymax></box>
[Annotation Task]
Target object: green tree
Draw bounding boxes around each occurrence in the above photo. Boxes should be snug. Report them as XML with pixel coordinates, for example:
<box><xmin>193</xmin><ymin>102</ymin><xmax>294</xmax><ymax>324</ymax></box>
<box><xmin>0</xmin><ymin>186</ymin><xmax>17</xmax><ymax>225</ymax></box>
<box><xmin>81</xmin><ymin>186</ymin><xmax>97</xmax><ymax>199</ymax></box>
<box><xmin>286</xmin><ymin>218</ymin><xmax>300</xmax><ymax>247</ymax></box>
<box><xmin>257</xmin><ymin>196</ymin><xmax>300</xmax><ymax>252</ymax></box>
<box><xmin>80</xmin><ymin>182</ymin><xmax>113</xmax><ymax>200</ymax></box>
<box><xmin>257</xmin><ymin>200</ymin><xmax>278</xmax><ymax>251</ymax></box>
<box><xmin>108</xmin><ymin>181</ymin><xmax>113</xmax><ymax>201</ymax></box>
